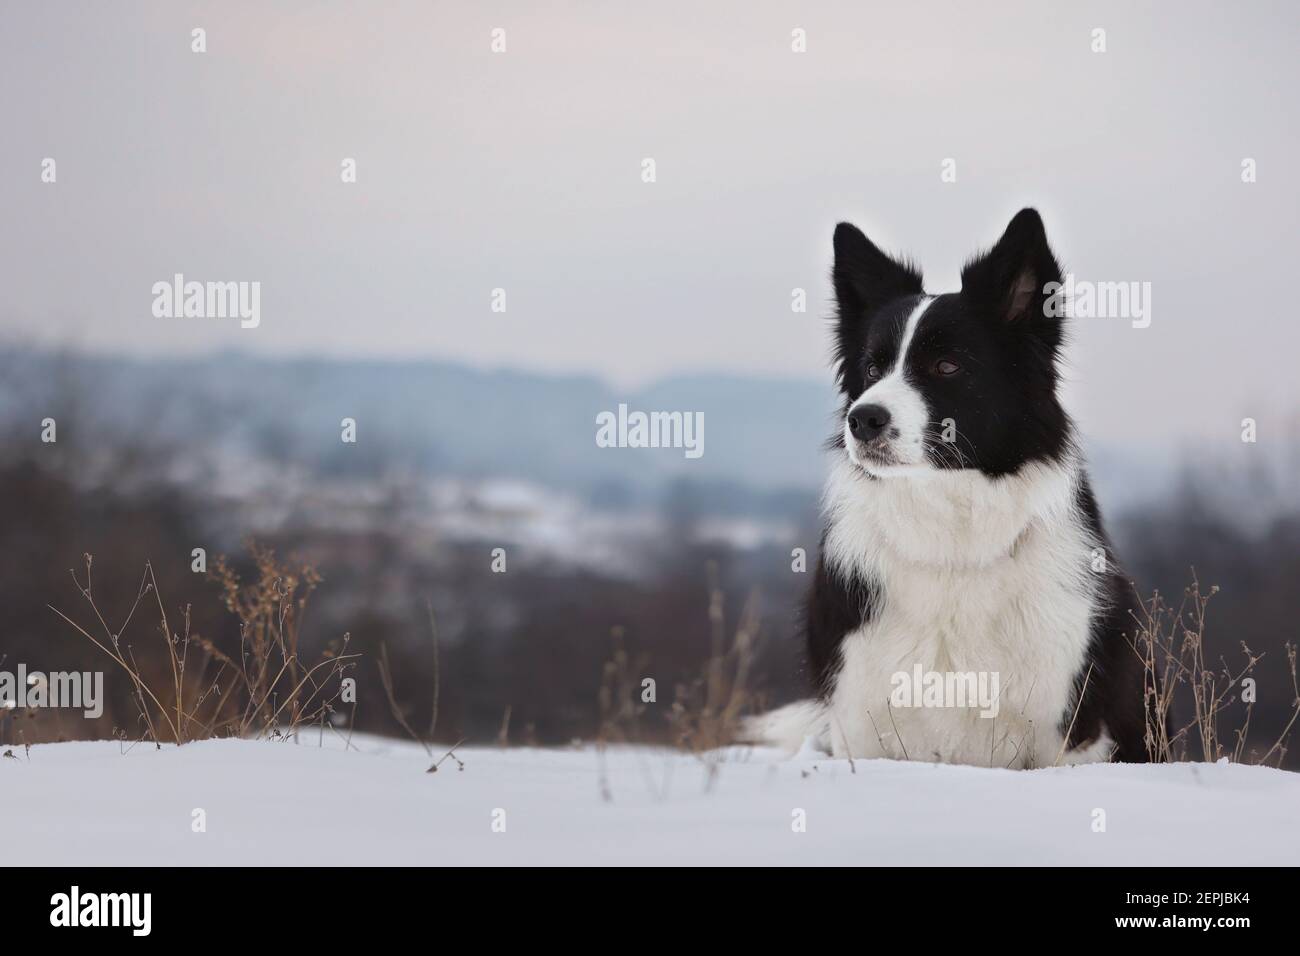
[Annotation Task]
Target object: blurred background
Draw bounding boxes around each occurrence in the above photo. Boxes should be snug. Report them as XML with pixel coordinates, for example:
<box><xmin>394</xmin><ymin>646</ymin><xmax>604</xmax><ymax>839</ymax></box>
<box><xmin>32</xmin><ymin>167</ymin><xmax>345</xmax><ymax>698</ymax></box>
<box><xmin>1</xmin><ymin>1</ymin><xmax>1297</xmax><ymax>761</ymax></box>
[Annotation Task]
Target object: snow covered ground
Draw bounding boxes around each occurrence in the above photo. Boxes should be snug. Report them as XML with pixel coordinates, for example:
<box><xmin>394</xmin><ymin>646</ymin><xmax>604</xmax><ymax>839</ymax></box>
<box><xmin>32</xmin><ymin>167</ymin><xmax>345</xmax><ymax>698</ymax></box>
<box><xmin>6</xmin><ymin>735</ymin><xmax>1298</xmax><ymax>866</ymax></box>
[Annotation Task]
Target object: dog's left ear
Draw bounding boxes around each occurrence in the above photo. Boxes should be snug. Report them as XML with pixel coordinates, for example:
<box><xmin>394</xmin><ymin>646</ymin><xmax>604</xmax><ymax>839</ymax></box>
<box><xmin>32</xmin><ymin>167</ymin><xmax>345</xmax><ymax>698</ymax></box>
<box><xmin>960</xmin><ymin>209</ymin><xmax>1063</xmax><ymax>326</ymax></box>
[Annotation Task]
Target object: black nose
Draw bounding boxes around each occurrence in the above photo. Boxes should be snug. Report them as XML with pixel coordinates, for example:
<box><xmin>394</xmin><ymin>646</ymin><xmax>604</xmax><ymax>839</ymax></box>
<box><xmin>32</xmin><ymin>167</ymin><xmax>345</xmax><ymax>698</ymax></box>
<box><xmin>847</xmin><ymin>404</ymin><xmax>891</xmax><ymax>441</ymax></box>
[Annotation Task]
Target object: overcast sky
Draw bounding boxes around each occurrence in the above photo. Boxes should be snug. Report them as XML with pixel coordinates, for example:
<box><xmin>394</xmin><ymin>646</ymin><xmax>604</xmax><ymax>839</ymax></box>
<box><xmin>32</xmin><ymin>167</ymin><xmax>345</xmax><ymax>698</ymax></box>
<box><xmin>1</xmin><ymin>0</ymin><xmax>1296</xmax><ymax>448</ymax></box>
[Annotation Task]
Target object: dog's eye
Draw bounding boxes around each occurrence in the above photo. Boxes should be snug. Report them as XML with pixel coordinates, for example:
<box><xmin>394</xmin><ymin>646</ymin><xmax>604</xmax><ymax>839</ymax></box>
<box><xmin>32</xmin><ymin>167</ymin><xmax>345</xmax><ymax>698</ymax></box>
<box><xmin>866</xmin><ymin>364</ymin><xmax>883</xmax><ymax>381</ymax></box>
<box><xmin>935</xmin><ymin>359</ymin><xmax>961</xmax><ymax>376</ymax></box>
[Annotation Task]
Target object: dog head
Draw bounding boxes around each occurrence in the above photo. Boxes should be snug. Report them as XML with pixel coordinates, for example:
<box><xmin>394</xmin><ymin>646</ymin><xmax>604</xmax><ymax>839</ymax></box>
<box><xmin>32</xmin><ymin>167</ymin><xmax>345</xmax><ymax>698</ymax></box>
<box><xmin>831</xmin><ymin>208</ymin><xmax>1071</xmax><ymax>479</ymax></box>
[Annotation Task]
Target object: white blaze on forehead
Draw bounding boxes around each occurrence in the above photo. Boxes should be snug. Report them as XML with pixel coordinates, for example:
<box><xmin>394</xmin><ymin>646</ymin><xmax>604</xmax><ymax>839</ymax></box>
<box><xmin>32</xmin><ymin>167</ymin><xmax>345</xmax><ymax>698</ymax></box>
<box><xmin>846</xmin><ymin>296</ymin><xmax>934</xmax><ymax>473</ymax></box>
<box><xmin>885</xmin><ymin>295</ymin><xmax>933</xmax><ymax>378</ymax></box>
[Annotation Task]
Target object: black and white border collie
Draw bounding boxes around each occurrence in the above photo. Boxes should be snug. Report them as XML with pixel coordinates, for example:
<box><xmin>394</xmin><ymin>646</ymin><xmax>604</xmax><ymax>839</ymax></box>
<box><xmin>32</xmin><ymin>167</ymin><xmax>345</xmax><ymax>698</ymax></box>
<box><xmin>747</xmin><ymin>209</ymin><xmax>1151</xmax><ymax>768</ymax></box>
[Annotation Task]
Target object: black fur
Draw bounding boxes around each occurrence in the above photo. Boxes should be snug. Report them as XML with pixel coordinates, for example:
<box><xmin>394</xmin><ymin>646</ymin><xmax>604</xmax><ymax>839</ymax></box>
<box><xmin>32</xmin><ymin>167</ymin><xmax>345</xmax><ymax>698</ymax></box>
<box><xmin>831</xmin><ymin>223</ymin><xmax>923</xmax><ymax>402</ymax></box>
<box><xmin>1067</xmin><ymin>476</ymin><xmax>1152</xmax><ymax>761</ymax></box>
<box><xmin>804</xmin><ymin>548</ymin><xmax>877</xmax><ymax>699</ymax></box>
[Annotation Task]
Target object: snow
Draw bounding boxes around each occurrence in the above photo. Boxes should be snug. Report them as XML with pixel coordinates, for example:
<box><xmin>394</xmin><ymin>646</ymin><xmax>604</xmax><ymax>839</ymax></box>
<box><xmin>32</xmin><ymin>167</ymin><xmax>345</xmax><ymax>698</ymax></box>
<box><xmin>5</xmin><ymin>736</ymin><xmax>1297</xmax><ymax>866</ymax></box>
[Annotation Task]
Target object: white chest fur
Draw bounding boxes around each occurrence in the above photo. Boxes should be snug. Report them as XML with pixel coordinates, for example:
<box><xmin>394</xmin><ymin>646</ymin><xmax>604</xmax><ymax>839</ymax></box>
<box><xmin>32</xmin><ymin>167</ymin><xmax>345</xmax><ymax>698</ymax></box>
<box><xmin>820</xmin><ymin>456</ymin><xmax>1108</xmax><ymax>768</ymax></box>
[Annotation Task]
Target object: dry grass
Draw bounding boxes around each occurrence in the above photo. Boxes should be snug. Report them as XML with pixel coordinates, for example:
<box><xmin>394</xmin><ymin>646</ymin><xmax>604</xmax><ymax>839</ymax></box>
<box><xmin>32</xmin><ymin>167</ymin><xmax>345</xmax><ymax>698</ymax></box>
<box><xmin>596</xmin><ymin>562</ymin><xmax>764</xmax><ymax>797</ymax></box>
<box><xmin>1133</xmin><ymin>573</ymin><xmax>1299</xmax><ymax>767</ymax></box>
<box><xmin>48</xmin><ymin>544</ymin><xmax>1296</xmax><ymax>777</ymax></box>
<box><xmin>666</xmin><ymin>563</ymin><xmax>762</xmax><ymax>755</ymax></box>
<box><xmin>50</xmin><ymin>545</ymin><xmax>358</xmax><ymax>745</ymax></box>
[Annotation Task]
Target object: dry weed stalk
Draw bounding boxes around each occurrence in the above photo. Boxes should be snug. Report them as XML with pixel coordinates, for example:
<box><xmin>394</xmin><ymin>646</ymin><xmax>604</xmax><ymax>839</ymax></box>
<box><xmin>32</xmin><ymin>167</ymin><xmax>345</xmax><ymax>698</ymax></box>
<box><xmin>375</xmin><ymin>602</ymin><xmax>455</xmax><ymax>772</ymax></box>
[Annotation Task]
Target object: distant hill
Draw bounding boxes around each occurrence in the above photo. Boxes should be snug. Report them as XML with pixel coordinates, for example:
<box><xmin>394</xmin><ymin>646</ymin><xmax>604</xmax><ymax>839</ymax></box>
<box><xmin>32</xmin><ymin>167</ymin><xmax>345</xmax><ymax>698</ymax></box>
<box><xmin>0</xmin><ymin>348</ymin><xmax>838</xmax><ymax>501</ymax></box>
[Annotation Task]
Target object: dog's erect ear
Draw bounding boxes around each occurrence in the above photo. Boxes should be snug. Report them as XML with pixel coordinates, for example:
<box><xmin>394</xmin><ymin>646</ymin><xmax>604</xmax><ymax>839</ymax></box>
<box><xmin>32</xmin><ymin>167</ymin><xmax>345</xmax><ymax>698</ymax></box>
<box><xmin>833</xmin><ymin>222</ymin><xmax>923</xmax><ymax>319</ymax></box>
<box><xmin>832</xmin><ymin>222</ymin><xmax>923</xmax><ymax>397</ymax></box>
<box><xmin>960</xmin><ymin>208</ymin><xmax>1063</xmax><ymax>327</ymax></box>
